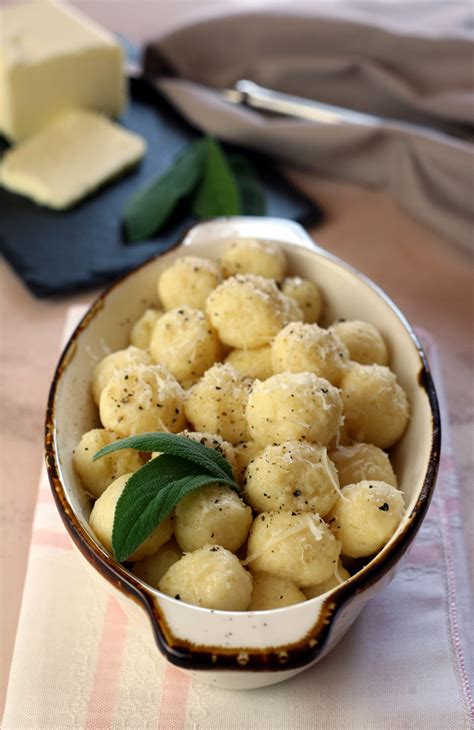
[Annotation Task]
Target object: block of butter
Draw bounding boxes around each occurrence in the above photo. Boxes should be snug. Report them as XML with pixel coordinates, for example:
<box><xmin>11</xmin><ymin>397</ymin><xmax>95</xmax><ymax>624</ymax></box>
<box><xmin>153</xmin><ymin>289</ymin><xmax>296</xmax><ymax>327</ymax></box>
<box><xmin>0</xmin><ymin>109</ymin><xmax>146</xmax><ymax>209</ymax></box>
<box><xmin>0</xmin><ymin>0</ymin><xmax>125</xmax><ymax>142</ymax></box>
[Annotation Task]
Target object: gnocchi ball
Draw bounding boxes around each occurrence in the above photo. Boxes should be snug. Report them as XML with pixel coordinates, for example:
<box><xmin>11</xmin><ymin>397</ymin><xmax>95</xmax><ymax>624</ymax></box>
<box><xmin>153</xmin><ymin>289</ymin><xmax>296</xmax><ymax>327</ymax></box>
<box><xmin>89</xmin><ymin>474</ymin><xmax>174</xmax><ymax>561</ymax></box>
<box><xmin>91</xmin><ymin>346</ymin><xmax>152</xmax><ymax>407</ymax></box>
<box><xmin>157</xmin><ymin>256</ymin><xmax>222</xmax><ymax>311</ymax></box>
<box><xmin>281</xmin><ymin>277</ymin><xmax>323</xmax><ymax>324</ymax></box>
<box><xmin>73</xmin><ymin>428</ymin><xmax>143</xmax><ymax>498</ymax></box>
<box><xmin>99</xmin><ymin>364</ymin><xmax>186</xmax><ymax>437</ymax></box>
<box><xmin>219</xmin><ymin>238</ymin><xmax>287</xmax><ymax>281</ymax></box>
<box><xmin>246</xmin><ymin>511</ymin><xmax>341</xmax><ymax>587</ymax></box>
<box><xmin>175</xmin><ymin>484</ymin><xmax>252</xmax><ymax>553</ymax></box>
<box><xmin>244</xmin><ymin>441</ymin><xmax>340</xmax><ymax>516</ymax></box>
<box><xmin>246</xmin><ymin>372</ymin><xmax>343</xmax><ymax>447</ymax></box>
<box><xmin>132</xmin><ymin>539</ymin><xmax>182</xmax><ymax>588</ymax></box>
<box><xmin>130</xmin><ymin>308</ymin><xmax>163</xmax><ymax>349</ymax></box>
<box><xmin>225</xmin><ymin>345</ymin><xmax>273</xmax><ymax>381</ymax></box>
<box><xmin>179</xmin><ymin>430</ymin><xmax>239</xmax><ymax>480</ymax></box>
<box><xmin>159</xmin><ymin>545</ymin><xmax>253</xmax><ymax>611</ymax></box>
<box><xmin>185</xmin><ymin>363</ymin><xmax>251</xmax><ymax>445</ymax></box>
<box><xmin>285</xmin><ymin>296</ymin><xmax>304</xmax><ymax>322</ymax></box>
<box><xmin>341</xmin><ymin>364</ymin><xmax>410</xmax><ymax>448</ymax></box>
<box><xmin>149</xmin><ymin>306</ymin><xmax>222</xmax><ymax>388</ymax></box>
<box><xmin>330</xmin><ymin>443</ymin><xmax>397</xmax><ymax>488</ymax></box>
<box><xmin>329</xmin><ymin>320</ymin><xmax>388</xmax><ymax>365</ymax></box>
<box><xmin>271</xmin><ymin>322</ymin><xmax>349</xmax><ymax>386</ymax></box>
<box><xmin>206</xmin><ymin>274</ymin><xmax>302</xmax><ymax>349</ymax></box>
<box><xmin>233</xmin><ymin>441</ymin><xmax>263</xmax><ymax>483</ymax></box>
<box><xmin>249</xmin><ymin>572</ymin><xmax>306</xmax><ymax>610</ymax></box>
<box><xmin>327</xmin><ymin>480</ymin><xmax>405</xmax><ymax>558</ymax></box>
<box><xmin>303</xmin><ymin>562</ymin><xmax>351</xmax><ymax>599</ymax></box>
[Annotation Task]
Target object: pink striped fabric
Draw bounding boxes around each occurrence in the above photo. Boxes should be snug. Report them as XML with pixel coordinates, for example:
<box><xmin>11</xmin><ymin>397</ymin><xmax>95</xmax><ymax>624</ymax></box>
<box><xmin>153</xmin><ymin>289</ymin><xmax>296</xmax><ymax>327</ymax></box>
<box><xmin>86</xmin><ymin>598</ymin><xmax>128</xmax><ymax>730</ymax></box>
<box><xmin>2</xmin><ymin>310</ymin><xmax>472</xmax><ymax>729</ymax></box>
<box><xmin>157</xmin><ymin>666</ymin><xmax>191</xmax><ymax>730</ymax></box>
<box><xmin>31</xmin><ymin>529</ymin><xmax>74</xmax><ymax>551</ymax></box>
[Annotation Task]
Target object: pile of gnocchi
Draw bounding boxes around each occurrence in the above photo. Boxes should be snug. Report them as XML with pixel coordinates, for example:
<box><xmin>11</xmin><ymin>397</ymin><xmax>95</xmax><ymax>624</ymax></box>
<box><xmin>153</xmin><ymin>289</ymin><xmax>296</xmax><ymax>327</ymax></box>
<box><xmin>73</xmin><ymin>238</ymin><xmax>410</xmax><ymax>612</ymax></box>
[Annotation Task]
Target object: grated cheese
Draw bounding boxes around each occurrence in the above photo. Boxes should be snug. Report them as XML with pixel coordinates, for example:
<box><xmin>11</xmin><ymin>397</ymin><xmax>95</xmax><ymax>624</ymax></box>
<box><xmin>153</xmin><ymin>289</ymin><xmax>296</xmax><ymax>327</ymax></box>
<box><xmin>244</xmin><ymin>515</ymin><xmax>325</xmax><ymax>566</ymax></box>
<box><xmin>320</xmin><ymin>447</ymin><xmax>346</xmax><ymax>500</ymax></box>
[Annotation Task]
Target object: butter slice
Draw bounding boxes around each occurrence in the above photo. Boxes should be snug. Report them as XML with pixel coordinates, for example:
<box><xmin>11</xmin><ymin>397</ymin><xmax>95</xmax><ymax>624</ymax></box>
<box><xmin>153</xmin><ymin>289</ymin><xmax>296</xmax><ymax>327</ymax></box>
<box><xmin>0</xmin><ymin>0</ymin><xmax>125</xmax><ymax>141</ymax></box>
<box><xmin>0</xmin><ymin>109</ymin><xmax>146</xmax><ymax>209</ymax></box>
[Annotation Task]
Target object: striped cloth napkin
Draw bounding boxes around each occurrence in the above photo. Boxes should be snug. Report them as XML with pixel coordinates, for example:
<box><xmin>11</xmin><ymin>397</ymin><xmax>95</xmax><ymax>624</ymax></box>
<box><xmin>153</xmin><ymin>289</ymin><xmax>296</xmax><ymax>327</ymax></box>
<box><xmin>3</xmin><ymin>307</ymin><xmax>473</xmax><ymax>729</ymax></box>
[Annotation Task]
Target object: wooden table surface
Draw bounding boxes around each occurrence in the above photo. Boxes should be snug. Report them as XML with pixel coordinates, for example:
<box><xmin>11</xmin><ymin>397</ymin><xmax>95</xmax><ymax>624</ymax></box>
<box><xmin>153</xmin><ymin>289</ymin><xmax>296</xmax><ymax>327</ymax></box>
<box><xmin>1</xmin><ymin>0</ymin><xmax>473</xmax><ymax>716</ymax></box>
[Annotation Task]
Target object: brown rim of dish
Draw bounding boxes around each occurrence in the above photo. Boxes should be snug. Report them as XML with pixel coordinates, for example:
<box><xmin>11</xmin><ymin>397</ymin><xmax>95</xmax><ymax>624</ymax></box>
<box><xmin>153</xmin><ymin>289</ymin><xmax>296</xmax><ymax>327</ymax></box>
<box><xmin>44</xmin><ymin>226</ymin><xmax>441</xmax><ymax>674</ymax></box>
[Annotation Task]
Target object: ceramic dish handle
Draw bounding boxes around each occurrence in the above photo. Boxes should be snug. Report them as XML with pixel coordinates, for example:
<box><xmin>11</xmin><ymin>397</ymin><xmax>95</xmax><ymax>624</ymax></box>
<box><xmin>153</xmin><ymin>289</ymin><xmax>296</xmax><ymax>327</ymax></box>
<box><xmin>180</xmin><ymin>216</ymin><xmax>321</xmax><ymax>252</ymax></box>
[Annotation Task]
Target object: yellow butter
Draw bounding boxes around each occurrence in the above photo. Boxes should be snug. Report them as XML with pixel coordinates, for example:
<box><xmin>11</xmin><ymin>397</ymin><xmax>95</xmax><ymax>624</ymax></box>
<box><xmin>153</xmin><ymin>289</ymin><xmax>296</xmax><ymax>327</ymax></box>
<box><xmin>0</xmin><ymin>109</ymin><xmax>146</xmax><ymax>209</ymax></box>
<box><xmin>0</xmin><ymin>0</ymin><xmax>125</xmax><ymax>141</ymax></box>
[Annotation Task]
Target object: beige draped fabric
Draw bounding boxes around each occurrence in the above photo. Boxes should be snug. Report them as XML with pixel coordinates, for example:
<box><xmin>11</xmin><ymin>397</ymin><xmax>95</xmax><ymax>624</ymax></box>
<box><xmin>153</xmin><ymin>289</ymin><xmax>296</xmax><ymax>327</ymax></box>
<box><xmin>144</xmin><ymin>3</ymin><xmax>474</xmax><ymax>250</ymax></box>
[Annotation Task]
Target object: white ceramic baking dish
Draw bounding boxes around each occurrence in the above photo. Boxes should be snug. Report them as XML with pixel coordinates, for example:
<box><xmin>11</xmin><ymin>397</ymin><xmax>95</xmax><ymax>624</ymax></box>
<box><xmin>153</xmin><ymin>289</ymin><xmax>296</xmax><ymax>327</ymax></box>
<box><xmin>45</xmin><ymin>217</ymin><xmax>440</xmax><ymax>689</ymax></box>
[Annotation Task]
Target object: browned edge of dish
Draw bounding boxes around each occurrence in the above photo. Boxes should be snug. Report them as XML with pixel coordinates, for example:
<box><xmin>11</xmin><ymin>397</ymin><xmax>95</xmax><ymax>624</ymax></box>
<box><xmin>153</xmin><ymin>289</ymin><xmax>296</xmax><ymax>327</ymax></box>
<box><xmin>44</xmin><ymin>222</ymin><xmax>441</xmax><ymax>674</ymax></box>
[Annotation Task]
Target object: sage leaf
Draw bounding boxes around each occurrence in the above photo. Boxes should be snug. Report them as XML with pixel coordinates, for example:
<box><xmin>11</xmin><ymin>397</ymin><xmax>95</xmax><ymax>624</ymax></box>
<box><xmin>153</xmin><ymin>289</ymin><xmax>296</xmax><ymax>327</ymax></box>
<box><xmin>122</xmin><ymin>139</ymin><xmax>207</xmax><ymax>242</ymax></box>
<box><xmin>228</xmin><ymin>154</ymin><xmax>266</xmax><ymax>216</ymax></box>
<box><xmin>192</xmin><ymin>137</ymin><xmax>240</xmax><ymax>218</ymax></box>
<box><xmin>94</xmin><ymin>432</ymin><xmax>234</xmax><ymax>481</ymax></box>
<box><xmin>111</xmin><ymin>453</ymin><xmax>239</xmax><ymax>561</ymax></box>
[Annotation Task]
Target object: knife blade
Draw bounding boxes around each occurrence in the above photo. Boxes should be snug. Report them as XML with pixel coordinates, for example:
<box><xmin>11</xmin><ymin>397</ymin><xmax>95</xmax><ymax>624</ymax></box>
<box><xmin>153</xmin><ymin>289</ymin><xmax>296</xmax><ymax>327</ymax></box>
<box><xmin>219</xmin><ymin>79</ymin><xmax>472</xmax><ymax>145</ymax></box>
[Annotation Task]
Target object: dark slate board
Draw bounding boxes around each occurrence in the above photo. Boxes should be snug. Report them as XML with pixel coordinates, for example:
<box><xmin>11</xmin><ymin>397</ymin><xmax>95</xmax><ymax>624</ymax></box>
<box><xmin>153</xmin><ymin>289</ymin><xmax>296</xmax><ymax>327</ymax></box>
<box><xmin>0</xmin><ymin>77</ymin><xmax>322</xmax><ymax>298</ymax></box>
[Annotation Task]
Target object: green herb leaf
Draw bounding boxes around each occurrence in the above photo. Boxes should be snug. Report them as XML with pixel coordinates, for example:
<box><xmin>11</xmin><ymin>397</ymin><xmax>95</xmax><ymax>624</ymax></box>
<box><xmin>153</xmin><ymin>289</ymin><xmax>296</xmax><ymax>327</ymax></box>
<box><xmin>93</xmin><ymin>432</ymin><xmax>234</xmax><ymax>481</ymax></box>
<box><xmin>110</xmin><ymin>451</ymin><xmax>239</xmax><ymax>562</ymax></box>
<box><xmin>228</xmin><ymin>154</ymin><xmax>266</xmax><ymax>216</ymax></box>
<box><xmin>94</xmin><ymin>432</ymin><xmax>241</xmax><ymax>562</ymax></box>
<box><xmin>192</xmin><ymin>137</ymin><xmax>241</xmax><ymax>218</ymax></box>
<box><xmin>122</xmin><ymin>139</ymin><xmax>207</xmax><ymax>242</ymax></box>
<box><xmin>111</xmin><ymin>455</ymin><xmax>196</xmax><ymax>561</ymax></box>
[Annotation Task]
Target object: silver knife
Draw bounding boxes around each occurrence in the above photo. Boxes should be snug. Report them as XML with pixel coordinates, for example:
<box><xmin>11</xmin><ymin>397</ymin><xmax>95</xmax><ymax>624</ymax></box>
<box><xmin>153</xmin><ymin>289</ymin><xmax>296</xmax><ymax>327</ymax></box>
<box><xmin>218</xmin><ymin>79</ymin><xmax>471</xmax><ymax>144</ymax></box>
